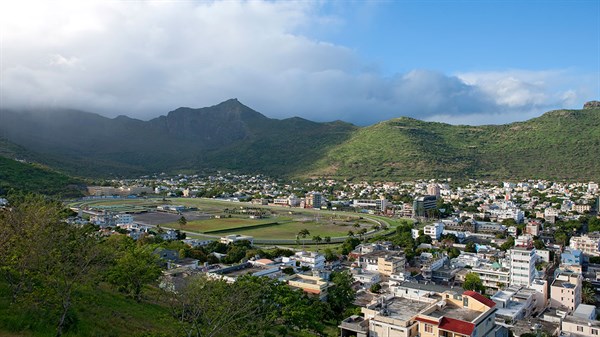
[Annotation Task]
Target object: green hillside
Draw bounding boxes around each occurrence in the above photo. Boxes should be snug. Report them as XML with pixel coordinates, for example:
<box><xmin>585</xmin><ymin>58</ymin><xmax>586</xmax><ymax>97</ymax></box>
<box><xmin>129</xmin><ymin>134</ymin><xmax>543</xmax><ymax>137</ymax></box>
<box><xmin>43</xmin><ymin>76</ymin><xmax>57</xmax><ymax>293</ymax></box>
<box><xmin>1</xmin><ymin>100</ymin><xmax>599</xmax><ymax>181</ymax></box>
<box><xmin>0</xmin><ymin>155</ymin><xmax>83</xmax><ymax>197</ymax></box>
<box><xmin>307</xmin><ymin>107</ymin><xmax>600</xmax><ymax>181</ymax></box>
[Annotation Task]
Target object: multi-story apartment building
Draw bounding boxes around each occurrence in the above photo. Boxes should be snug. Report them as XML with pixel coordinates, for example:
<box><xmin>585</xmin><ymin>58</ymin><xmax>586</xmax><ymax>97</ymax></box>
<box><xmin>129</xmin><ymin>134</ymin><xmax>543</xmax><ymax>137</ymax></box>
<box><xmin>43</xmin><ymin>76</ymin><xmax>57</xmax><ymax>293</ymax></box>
<box><xmin>423</xmin><ymin>222</ymin><xmax>444</xmax><ymax>241</ymax></box>
<box><xmin>341</xmin><ymin>290</ymin><xmax>504</xmax><ymax>337</ymax></box>
<box><xmin>302</xmin><ymin>192</ymin><xmax>323</xmax><ymax>209</ymax></box>
<box><xmin>472</xmin><ymin>263</ymin><xmax>510</xmax><ymax>291</ymax></box>
<box><xmin>570</xmin><ymin>233</ymin><xmax>600</xmax><ymax>256</ymax></box>
<box><xmin>509</xmin><ymin>247</ymin><xmax>537</xmax><ymax>287</ymax></box>
<box><xmin>414</xmin><ymin>291</ymin><xmax>501</xmax><ymax>337</ymax></box>
<box><xmin>283</xmin><ymin>251</ymin><xmax>325</xmax><ymax>270</ymax></box>
<box><xmin>359</xmin><ymin>250</ymin><xmax>405</xmax><ymax>276</ymax></box>
<box><xmin>550</xmin><ymin>271</ymin><xmax>582</xmax><ymax>312</ymax></box>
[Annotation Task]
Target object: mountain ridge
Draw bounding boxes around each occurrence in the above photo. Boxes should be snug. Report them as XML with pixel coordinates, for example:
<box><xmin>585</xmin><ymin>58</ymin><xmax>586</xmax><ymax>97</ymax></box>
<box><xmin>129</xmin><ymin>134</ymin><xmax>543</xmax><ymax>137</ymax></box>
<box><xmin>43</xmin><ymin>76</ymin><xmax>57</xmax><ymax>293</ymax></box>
<box><xmin>0</xmin><ymin>100</ymin><xmax>599</xmax><ymax>181</ymax></box>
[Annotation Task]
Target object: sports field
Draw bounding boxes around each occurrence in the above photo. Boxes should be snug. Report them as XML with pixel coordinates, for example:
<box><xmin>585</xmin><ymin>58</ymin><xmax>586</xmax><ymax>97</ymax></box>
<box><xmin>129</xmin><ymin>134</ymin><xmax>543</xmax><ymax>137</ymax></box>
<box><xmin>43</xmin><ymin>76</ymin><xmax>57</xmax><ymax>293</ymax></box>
<box><xmin>70</xmin><ymin>197</ymin><xmax>393</xmax><ymax>240</ymax></box>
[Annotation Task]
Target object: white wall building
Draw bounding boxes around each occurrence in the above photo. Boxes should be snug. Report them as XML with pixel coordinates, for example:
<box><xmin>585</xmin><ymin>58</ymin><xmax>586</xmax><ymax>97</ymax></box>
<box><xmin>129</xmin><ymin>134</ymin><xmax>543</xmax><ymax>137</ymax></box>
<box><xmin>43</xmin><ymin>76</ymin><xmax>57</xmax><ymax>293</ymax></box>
<box><xmin>509</xmin><ymin>247</ymin><xmax>537</xmax><ymax>287</ymax></box>
<box><xmin>423</xmin><ymin>222</ymin><xmax>444</xmax><ymax>241</ymax></box>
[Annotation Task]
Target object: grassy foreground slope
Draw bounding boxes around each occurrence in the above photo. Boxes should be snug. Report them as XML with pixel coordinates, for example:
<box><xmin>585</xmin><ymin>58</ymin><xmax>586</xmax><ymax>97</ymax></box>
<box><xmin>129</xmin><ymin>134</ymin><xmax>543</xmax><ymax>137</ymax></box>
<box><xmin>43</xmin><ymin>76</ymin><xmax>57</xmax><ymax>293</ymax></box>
<box><xmin>308</xmin><ymin>107</ymin><xmax>600</xmax><ymax>181</ymax></box>
<box><xmin>0</xmin><ymin>281</ymin><xmax>177</xmax><ymax>337</ymax></box>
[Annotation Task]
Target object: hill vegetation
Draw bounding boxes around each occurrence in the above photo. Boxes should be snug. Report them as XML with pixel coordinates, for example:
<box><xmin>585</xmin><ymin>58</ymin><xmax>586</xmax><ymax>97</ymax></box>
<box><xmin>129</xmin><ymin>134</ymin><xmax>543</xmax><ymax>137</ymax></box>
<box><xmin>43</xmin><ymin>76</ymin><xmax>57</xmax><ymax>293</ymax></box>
<box><xmin>309</xmin><ymin>107</ymin><xmax>600</xmax><ymax>181</ymax></box>
<box><xmin>0</xmin><ymin>153</ymin><xmax>83</xmax><ymax>197</ymax></box>
<box><xmin>1</xmin><ymin>100</ymin><xmax>599</xmax><ymax>181</ymax></box>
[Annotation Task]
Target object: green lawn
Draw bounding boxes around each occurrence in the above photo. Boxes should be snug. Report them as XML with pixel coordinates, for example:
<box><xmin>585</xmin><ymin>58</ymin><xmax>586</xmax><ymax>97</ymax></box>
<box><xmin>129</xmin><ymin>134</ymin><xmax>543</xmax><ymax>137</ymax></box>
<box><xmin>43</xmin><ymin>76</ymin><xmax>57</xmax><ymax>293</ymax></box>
<box><xmin>164</xmin><ymin>217</ymin><xmax>287</xmax><ymax>233</ymax></box>
<box><xmin>223</xmin><ymin>220</ymin><xmax>363</xmax><ymax>239</ymax></box>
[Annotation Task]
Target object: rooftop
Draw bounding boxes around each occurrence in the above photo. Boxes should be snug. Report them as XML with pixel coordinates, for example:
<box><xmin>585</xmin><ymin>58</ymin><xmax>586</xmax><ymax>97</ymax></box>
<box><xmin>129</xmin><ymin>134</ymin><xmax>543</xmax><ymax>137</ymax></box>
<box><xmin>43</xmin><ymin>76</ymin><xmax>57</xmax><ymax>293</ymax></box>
<box><xmin>552</xmin><ymin>279</ymin><xmax>577</xmax><ymax>289</ymax></box>
<box><xmin>429</xmin><ymin>304</ymin><xmax>482</xmax><ymax>322</ymax></box>
<box><xmin>371</xmin><ymin>297</ymin><xmax>433</xmax><ymax>322</ymax></box>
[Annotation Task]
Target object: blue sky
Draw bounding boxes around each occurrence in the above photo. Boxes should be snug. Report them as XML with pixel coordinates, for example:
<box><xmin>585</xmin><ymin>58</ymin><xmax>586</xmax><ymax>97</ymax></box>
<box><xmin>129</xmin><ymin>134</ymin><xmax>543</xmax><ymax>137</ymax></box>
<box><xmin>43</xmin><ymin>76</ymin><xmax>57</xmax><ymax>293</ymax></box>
<box><xmin>0</xmin><ymin>0</ymin><xmax>598</xmax><ymax>125</ymax></box>
<box><xmin>318</xmin><ymin>1</ymin><xmax>599</xmax><ymax>73</ymax></box>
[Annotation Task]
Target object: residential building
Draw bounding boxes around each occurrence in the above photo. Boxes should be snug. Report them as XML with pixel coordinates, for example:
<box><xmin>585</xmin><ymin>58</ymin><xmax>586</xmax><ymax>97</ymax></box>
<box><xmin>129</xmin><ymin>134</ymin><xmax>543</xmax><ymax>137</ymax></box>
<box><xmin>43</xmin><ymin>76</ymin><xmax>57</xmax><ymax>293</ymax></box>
<box><xmin>208</xmin><ymin>262</ymin><xmax>280</xmax><ymax>283</ymax></box>
<box><xmin>414</xmin><ymin>291</ymin><xmax>501</xmax><ymax>337</ymax></box>
<box><xmin>509</xmin><ymin>247</ymin><xmax>537</xmax><ymax>287</ymax></box>
<box><xmin>283</xmin><ymin>251</ymin><xmax>326</xmax><ymax>270</ymax></box>
<box><xmin>573</xmin><ymin>304</ymin><xmax>597</xmax><ymax>320</ymax></box>
<box><xmin>220</xmin><ymin>234</ymin><xmax>254</xmax><ymax>245</ymax></box>
<box><xmin>427</xmin><ymin>183</ymin><xmax>441</xmax><ymax>198</ymax></box>
<box><xmin>423</xmin><ymin>222</ymin><xmax>444</xmax><ymax>241</ymax></box>
<box><xmin>359</xmin><ymin>250</ymin><xmax>405</xmax><ymax>276</ymax></box>
<box><xmin>304</xmin><ymin>192</ymin><xmax>322</xmax><ymax>209</ymax></box>
<box><xmin>286</xmin><ymin>273</ymin><xmax>330</xmax><ymax>300</ymax></box>
<box><xmin>560</xmin><ymin>315</ymin><xmax>600</xmax><ymax>337</ymax></box>
<box><xmin>472</xmin><ymin>262</ymin><xmax>511</xmax><ymax>291</ymax></box>
<box><xmin>550</xmin><ymin>271</ymin><xmax>582</xmax><ymax>312</ymax></box>
<box><xmin>351</xmin><ymin>269</ymin><xmax>381</xmax><ymax>286</ymax></box>
<box><xmin>491</xmin><ymin>285</ymin><xmax>541</xmax><ymax>323</ymax></box>
<box><xmin>570</xmin><ymin>233</ymin><xmax>600</xmax><ymax>256</ymax></box>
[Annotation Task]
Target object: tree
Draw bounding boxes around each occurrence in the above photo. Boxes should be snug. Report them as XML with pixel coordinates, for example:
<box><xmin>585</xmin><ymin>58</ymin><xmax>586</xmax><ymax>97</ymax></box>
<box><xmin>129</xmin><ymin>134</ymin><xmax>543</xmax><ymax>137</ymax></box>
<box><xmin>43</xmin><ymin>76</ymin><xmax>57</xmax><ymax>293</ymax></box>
<box><xmin>297</xmin><ymin>229</ymin><xmax>310</xmax><ymax>250</ymax></box>
<box><xmin>370</xmin><ymin>283</ymin><xmax>382</xmax><ymax>293</ymax></box>
<box><xmin>178</xmin><ymin>216</ymin><xmax>187</xmax><ymax>227</ymax></box>
<box><xmin>324</xmin><ymin>236</ymin><xmax>331</xmax><ymax>245</ymax></box>
<box><xmin>328</xmin><ymin>271</ymin><xmax>355</xmax><ymax>318</ymax></box>
<box><xmin>168</xmin><ymin>275</ymin><xmax>268</xmax><ymax>337</ymax></box>
<box><xmin>465</xmin><ymin>241</ymin><xmax>477</xmax><ymax>253</ymax></box>
<box><xmin>0</xmin><ymin>194</ymin><xmax>108</xmax><ymax>336</ymax></box>
<box><xmin>347</xmin><ymin>230</ymin><xmax>355</xmax><ymax>238</ymax></box>
<box><xmin>107</xmin><ymin>242</ymin><xmax>162</xmax><ymax>302</ymax></box>
<box><xmin>500</xmin><ymin>236</ymin><xmax>515</xmax><ymax>251</ymax></box>
<box><xmin>312</xmin><ymin>235</ymin><xmax>322</xmax><ymax>249</ymax></box>
<box><xmin>357</xmin><ymin>228</ymin><xmax>368</xmax><ymax>241</ymax></box>
<box><xmin>417</xmin><ymin>234</ymin><xmax>432</xmax><ymax>245</ymax></box>
<box><xmin>463</xmin><ymin>272</ymin><xmax>485</xmax><ymax>293</ymax></box>
<box><xmin>582</xmin><ymin>283</ymin><xmax>596</xmax><ymax>305</ymax></box>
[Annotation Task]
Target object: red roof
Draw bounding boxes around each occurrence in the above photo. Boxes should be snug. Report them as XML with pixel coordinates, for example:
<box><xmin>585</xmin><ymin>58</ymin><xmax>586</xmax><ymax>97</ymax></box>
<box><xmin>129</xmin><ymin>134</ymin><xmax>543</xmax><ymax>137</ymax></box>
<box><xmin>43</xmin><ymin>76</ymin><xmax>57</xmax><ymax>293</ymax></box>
<box><xmin>439</xmin><ymin>317</ymin><xmax>475</xmax><ymax>336</ymax></box>
<box><xmin>463</xmin><ymin>290</ymin><xmax>496</xmax><ymax>308</ymax></box>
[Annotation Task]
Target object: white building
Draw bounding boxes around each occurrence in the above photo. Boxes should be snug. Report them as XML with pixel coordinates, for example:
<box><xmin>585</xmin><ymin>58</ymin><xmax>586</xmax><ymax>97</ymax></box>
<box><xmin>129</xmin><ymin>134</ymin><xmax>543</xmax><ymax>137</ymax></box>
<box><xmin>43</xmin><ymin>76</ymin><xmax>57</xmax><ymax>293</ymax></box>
<box><xmin>509</xmin><ymin>247</ymin><xmax>537</xmax><ymax>287</ymax></box>
<box><xmin>352</xmin><ymin>197</ymin><xmax>388</xmax><ymax>212</ymax></box>
<box><xmin>282</xmin><ymin>251</ymin><xmax>325</xmax><ymax>270</ymax></box>
<box><xmin>220</xmin><ymin>234</ymin><xmax>254</xmax><ymax>245</ymax></box>
<box><xmin>570</xmin><ymin>233</ymin><xmax>600</xmax><ymax>256</ymax></box>
<box><xmin>116</xmin><ymin>214</ymin><xmax>134</xmax><ymax>225</ymax></box>
<box><xmin>423</xmin><ymin>222</ymin><xmax>444</xmax><ymax>241</ymax></box>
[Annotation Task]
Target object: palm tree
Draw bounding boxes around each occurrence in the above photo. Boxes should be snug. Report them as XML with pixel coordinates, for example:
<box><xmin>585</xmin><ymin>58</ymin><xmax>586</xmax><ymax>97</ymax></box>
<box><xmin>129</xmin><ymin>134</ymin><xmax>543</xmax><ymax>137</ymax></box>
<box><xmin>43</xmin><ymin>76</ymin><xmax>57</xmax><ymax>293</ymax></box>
<box><xmin>347</xmin><ymin>230</ymin><xmax>355</xmax><ymax>238</ymax></box>
<box><xmin>313</xmin><ymin>235</ymin><xmax>322</xmax><ymax>250</ymax></box>
<box><xmin>357</xmin><ymin>228</ymin><xmax>368</xmax><ymax>241</ymax></box>
<box><xmin>582</xmin><ymin>285</ymin><xmax>596</xmax><ymax>304</ymax></box>
<box><xmin>298</xmin><ymin>229</ymin><xmax>310</xmax><ymax>250</ymax></box>
<box><xmin>324</xmin><ymin>236</ymin><xmax>331</xmax><ymax>245</ymax></box>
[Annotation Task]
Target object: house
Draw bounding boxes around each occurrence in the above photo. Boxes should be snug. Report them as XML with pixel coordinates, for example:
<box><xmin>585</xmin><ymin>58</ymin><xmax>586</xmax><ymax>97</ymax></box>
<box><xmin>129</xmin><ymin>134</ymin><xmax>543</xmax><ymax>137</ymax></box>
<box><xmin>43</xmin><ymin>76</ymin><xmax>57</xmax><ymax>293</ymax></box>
<box><xmin>286</xmin><ymin>273</ymin><xmax>330</xmax><ymax>300</ymax></box>
<box><xmin>282</xmin><ymin>251</ymin><xmax>326</xmax><ymax>270</ymax></box>
<box><xmin>550</xmin><ymin>271</ymin><xmax>582</xmax><ymax>313</ymax></box>
<box><xmin>220</xmin><ymin>234</ymin><xmax>254</xmax><ymax>245</ymax></box>
<box><xmin>570</xmin><ymin>233</ymin><xmax>600</xmax><ymax>256</ymax></box>
<box><xmin>341</xmin><ymin>290</ymin><xmax>505</xmax><ymax>337</ymax></box>
<box><xmin>207</xmin><ymin>262</ymin><xmax>280</xmax><ymax>283</ymax></box>
<box><xmin>560</xmin><ymin>314</ymin><xmax>600</xmax><ymax>337</ymax></box>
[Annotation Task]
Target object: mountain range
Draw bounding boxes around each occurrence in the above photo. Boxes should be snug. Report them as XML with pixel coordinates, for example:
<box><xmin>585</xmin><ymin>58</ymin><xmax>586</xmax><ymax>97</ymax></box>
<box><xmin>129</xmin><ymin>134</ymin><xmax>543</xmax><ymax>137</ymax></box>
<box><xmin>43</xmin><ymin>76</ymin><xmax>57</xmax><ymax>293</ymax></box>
<box><xmin>1</xmin><ymin>99</ymin><xmax>599</xmax><ymax>182</ymax></box>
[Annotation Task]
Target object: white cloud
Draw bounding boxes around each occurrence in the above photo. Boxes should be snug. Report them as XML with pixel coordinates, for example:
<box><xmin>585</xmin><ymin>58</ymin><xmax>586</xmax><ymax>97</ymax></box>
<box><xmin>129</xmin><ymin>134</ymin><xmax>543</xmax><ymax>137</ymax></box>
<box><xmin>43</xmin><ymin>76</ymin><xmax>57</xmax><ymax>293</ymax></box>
<box><xmin>0</xmin><ymin>1</ymin><xmax>594</xmax><ymax>125</ymax></box>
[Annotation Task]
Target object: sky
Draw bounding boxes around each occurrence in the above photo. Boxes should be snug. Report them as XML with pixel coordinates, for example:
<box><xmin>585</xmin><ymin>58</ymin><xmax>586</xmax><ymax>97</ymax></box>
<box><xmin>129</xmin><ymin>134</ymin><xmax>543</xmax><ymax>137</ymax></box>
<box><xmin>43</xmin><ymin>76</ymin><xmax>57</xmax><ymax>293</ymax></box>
<box><xmin>0</xmin><ymin>0</ymin><xmax>598</xmax><ymax>126</ymax></box>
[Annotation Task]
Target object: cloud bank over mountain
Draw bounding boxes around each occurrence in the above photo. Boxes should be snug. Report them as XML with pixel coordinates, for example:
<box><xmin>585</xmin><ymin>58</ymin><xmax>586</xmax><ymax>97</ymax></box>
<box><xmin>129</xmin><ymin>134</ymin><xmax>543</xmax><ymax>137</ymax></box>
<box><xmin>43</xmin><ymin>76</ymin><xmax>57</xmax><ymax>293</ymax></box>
<box><xmin>0</xmin><ymin>1</ymin><xmax>592</xmax><ymax>125</ymax></box>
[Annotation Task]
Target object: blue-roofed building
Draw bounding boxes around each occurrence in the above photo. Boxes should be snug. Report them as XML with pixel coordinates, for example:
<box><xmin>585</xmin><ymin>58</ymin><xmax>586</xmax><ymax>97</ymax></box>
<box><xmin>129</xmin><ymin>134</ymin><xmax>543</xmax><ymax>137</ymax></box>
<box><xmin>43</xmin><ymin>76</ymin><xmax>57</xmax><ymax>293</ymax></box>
<box><xmin>561</xmin><ymin>249</ymin><xmax>583</xmax><ymax>266</ymax></box>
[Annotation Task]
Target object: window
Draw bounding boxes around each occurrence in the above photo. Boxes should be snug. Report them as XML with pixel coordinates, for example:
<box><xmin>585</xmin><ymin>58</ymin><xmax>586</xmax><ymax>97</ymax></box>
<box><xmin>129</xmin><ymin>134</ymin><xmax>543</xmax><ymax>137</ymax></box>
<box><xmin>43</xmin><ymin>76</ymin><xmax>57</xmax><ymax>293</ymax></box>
<box><xmin>592</xmin><ymin>329</ymin><xmax>598</xmax><ymax>335</ymax></box>
<box><xmin>424</xmin><ymin>324</ymin><xmax>433</xmax><ymax>333</ymax></box>
<box><xmin>577</xmin><ymin>326</ymin><xmax>584</xmax><ymax>332</ymax></box>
